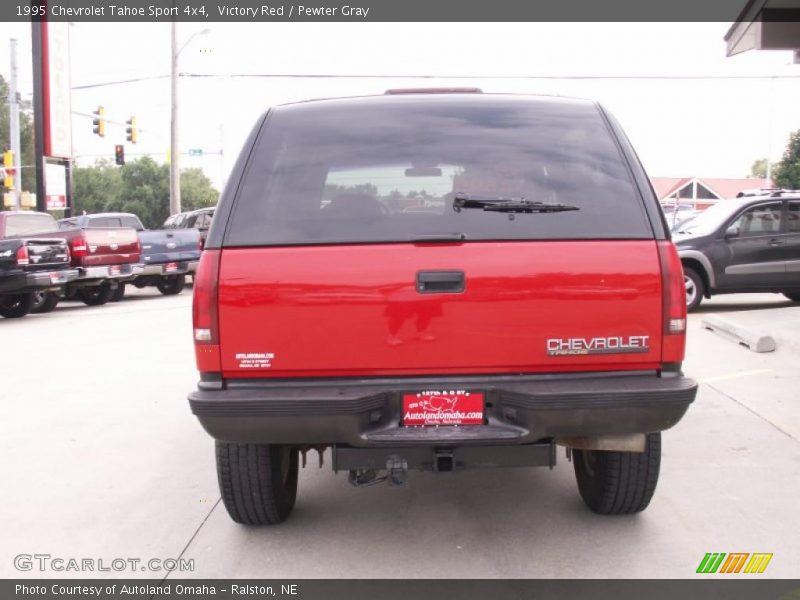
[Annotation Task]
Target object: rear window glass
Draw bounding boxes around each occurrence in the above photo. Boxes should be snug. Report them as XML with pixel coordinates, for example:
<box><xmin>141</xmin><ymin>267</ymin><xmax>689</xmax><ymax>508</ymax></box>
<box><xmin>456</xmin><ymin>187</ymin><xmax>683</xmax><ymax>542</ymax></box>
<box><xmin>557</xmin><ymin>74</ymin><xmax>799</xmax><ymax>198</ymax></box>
<box><xmin>5</xmin><ymin>213</ymin><xmax>57</xmax><ymax>236</ymax></box>
<box><xmin>225</xmin><ymin>96</ymin><xmax>650</xmax><ymax>246</ymax></box>
<box><xmin>88</xmin><ymin>216</ymin><xmax>142</xmax><ymax>230</ymax></box>
<box><xmin>193</xmin><ymin>212</ymin><xmax>213</xmax><ymax>228</ymax></box>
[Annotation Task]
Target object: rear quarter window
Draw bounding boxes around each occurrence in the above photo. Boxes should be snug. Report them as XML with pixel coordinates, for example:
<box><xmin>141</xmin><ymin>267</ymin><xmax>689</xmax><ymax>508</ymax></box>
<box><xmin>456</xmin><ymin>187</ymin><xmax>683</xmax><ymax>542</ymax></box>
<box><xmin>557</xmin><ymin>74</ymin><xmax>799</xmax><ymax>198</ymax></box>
<box><xmin>225</xmin><ymin>96</ymin><xmax>652</xmax><ymax>246</ymax></box>
<box><xmin>5</xmin><ymin>213</ymin><xmax>58</xmax><ymax>236</ymax></box>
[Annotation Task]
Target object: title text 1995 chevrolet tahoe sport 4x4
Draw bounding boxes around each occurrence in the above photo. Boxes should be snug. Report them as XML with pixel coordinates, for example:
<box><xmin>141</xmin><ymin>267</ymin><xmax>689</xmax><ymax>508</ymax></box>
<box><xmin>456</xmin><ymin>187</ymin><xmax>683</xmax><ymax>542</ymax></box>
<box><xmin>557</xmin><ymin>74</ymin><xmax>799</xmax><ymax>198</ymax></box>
<box><xmin>188</xmin><ymin>90</ymin><xmax>697</xmax><ymax>525</ymax></box>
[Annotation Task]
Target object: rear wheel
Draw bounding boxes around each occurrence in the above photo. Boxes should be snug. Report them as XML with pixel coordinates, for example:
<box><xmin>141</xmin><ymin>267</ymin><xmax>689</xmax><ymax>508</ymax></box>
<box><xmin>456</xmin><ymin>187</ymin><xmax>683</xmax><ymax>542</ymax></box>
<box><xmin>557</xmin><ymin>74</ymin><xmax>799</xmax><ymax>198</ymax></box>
<box><xmin>573</xmin><ymin>432</ymin><xmax>661</xmax><ymax>515</ymax></box>
<box><xmin>784</xmin><ymin>292</ymin><xmax>800</xmax><ymax>302</ymax></box>
<box><xmin>0</xmin><ymin>293</ymin><xmax>35</xmax><ymax>319</ymax></box>
<box><xmin>683</xmin><ymin>267</ymin><xmax>704</xmax><ymax>312</ymax></box>
<box><xmin>31</xmin><ymin>291</ymin><xmax>60</xmax><ymax>314</ymax></box>
<box><xmin>77</xmin><ymin>283</ymin><xmax>113</xmax><ymax>306</ymax></box>
<box><xmin>216</xmin><ymin>442</ymin><xmax>299</xmax><ymax>526</ymax></box>
<box><xmin>109</xmin><ymin>283</ymin><xmax>126</xmax><ymax>302</ymax></box>
<box><xmin>156</xmin><ymin>274</ymin><xmax>185</xmax><ymax>296</ymax></box>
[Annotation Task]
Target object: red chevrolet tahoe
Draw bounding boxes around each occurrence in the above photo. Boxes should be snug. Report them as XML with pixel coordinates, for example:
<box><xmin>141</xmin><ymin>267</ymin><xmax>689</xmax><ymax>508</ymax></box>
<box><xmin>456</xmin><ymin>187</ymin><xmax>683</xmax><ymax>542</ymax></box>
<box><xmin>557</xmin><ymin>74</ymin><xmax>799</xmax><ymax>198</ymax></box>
<box><xmin>189</xmin><ymin>90</ymin><xmax>697</xmax><ymax>525</ymax></box>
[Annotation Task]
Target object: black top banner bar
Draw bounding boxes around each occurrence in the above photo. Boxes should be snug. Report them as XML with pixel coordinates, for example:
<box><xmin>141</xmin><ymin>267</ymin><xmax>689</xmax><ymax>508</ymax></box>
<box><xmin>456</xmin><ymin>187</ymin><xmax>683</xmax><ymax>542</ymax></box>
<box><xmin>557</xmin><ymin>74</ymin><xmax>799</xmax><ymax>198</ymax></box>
<box><xmin>0</xmin><ymin>0</ymin><xmax>785</xmax><ymax>23</ymax></box>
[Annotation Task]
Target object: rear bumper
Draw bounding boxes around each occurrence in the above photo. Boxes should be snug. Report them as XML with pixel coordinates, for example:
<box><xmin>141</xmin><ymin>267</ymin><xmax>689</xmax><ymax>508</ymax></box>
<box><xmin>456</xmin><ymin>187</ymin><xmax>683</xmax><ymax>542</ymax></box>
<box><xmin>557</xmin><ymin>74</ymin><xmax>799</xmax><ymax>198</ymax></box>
<box><xmin>188</xmin><ymin>371</ymin><xmax>697</xmax><ymax>446</ymax></box>
<box><xmin>0</xmin><ymin>268</ymin><xmax>80</xmax><ymax>294</ymax></box>
<box><xmin>70</xmin><ymin>263</ymin><xmax>143</xmax><ymax>286</ymax></box>
<box><xmin>137</xmin><ymin>260</ymin><xmax>198</xmax><ymax>277</ymax></box>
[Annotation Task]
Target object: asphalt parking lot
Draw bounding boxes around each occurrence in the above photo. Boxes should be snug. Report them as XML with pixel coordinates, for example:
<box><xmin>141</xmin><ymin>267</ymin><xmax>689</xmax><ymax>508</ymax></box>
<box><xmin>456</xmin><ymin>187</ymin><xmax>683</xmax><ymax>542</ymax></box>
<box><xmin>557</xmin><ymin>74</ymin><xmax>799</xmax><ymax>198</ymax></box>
<box><xmin>3</xmin><ymin>288</ymin><xmax>799</xmax><ymax>579</ymax></box>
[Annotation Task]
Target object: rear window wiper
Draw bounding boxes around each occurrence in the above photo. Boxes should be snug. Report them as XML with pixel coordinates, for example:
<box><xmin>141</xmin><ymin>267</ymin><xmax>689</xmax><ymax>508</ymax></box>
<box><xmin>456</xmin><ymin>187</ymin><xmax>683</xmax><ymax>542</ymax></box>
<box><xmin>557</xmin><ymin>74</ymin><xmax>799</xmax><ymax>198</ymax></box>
<box><xmin>453</xmin><ymin>193</ymin><xmax>579</xmax><ymax>214</ymax></box>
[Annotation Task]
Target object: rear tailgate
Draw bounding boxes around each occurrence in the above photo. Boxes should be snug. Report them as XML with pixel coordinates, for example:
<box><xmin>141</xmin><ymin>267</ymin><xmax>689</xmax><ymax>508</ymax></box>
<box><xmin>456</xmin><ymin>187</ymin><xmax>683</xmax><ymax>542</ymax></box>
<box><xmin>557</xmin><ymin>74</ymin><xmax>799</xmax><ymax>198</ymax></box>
<box><xmin>218</xmin><ymin>241</ymin><xmax>663</xmax><ymax>378</ymax></box>
<box><xmin>21</xmin><ymin>239</ymin><xmax>71</xmax><ymax>269</ymax></box>
<box><xmin>209</xmin><ymin>96</ymin><xmax>678</xmax><ymax>379</ymax></box>
<box><xmin>139</xmin><ymin>229</ymin><xmax>201</xmax><ymax>264</ymax></box>
<box><xmin>80</xmin><ymin>228</ymin><xmax>140</xmax><ymax>266</ymax></box>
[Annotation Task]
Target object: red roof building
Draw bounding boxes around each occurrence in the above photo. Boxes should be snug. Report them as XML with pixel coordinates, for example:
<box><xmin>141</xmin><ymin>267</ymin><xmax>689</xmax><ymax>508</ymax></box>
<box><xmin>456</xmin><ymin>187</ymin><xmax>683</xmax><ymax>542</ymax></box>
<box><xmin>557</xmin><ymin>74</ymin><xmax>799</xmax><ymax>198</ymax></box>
<box><xmin>649</xmin><ymin>177</ymin><xmax>775</xmax><ymax>210</ymax></box>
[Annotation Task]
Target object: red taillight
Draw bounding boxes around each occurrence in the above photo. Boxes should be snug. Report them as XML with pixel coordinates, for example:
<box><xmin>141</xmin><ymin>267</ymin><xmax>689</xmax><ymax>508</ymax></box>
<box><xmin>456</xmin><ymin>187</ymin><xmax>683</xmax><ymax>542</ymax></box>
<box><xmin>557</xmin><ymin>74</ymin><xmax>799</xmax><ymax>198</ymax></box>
<box><xmin>16</xmin><ymin>245</ymin><xmax>29</xmax><ymax>266</ymax></box>
<box><xmin>193</xmin><ymin>249</ymin><xmax>220</xmax><ymax>345</ymax></box>
<box><xmin>657</xmin><ymin>241</ymin><xmax>687</xmax><ymax>363</ymax></box>
<box><xmin>70</xmin><ymin>236</ymin><xmax>88</xmax><ymax>257</ymax></box>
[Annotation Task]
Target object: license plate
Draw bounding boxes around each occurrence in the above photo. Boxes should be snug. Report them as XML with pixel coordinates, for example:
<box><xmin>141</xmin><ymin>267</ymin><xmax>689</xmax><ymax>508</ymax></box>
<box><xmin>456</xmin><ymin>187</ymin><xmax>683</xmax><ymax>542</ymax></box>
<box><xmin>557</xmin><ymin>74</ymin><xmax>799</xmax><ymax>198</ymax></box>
<box><xmin>163</xmin><ymin>262</ymin><xmax>179</xmax><ymax>274</ymax></box>
<box><xmin>49</xmin><ymin>272</ymin><xmax>65</xmax><ymax>284</ymax></box>
<box><xmin>402</xmin><ymin>390</ymin><xmax>484</xmax><ymax>426</ymax></box>
<box><xmin>109</xmin><ymin>265</ymin><xmax>121</xmax><ymax>277</ymax></box>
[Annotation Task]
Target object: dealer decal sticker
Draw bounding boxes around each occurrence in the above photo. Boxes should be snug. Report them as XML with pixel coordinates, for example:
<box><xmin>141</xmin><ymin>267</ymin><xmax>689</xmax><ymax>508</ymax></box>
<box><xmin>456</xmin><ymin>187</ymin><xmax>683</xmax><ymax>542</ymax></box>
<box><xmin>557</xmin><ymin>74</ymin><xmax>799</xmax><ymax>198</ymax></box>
<box><xmin>235</xmin><ymin>352</ymin><xmax>275</xmax><ymax>368</ymax></box>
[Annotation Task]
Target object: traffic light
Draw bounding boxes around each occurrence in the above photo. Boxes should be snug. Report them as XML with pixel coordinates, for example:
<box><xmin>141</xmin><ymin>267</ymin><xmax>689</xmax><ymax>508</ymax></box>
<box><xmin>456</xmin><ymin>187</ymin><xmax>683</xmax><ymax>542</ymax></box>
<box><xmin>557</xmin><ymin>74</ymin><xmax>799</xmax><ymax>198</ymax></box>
<box><xmin>92</xmin><ymin>106</ymin><xmax>106</xmax><ymax>137</ymax></box>
<box><xmin>114</xmin><ymin>144</ymin><xmax>125</xmax><ymax>166</ymax></box>
<box><xmin>2</xmin><ymin>150</ymin><xmax>13</xmax><ymax>188</ymax></box>
<box><xmin>125</xmin><ymin>116</ymin><xmax>138</xmax><ymax>144</ymax></box>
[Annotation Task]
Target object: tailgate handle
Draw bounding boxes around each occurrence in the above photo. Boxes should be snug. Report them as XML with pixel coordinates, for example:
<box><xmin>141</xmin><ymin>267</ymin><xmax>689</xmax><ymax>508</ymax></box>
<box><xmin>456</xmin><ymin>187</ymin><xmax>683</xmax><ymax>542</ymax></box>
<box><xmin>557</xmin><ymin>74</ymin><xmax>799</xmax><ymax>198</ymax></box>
<box><xmin>416</xmin><ymin>271</ymin><xmax>465</xmax><ymax>294</ymax></box>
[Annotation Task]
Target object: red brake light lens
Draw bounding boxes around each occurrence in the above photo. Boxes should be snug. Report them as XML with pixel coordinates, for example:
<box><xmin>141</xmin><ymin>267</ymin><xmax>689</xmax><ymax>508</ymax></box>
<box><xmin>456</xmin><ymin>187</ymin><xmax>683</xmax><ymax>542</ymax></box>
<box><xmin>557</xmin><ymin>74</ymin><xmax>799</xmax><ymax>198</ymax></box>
<box><xmin>16</xmin><ymin>245</ymin><xmax>29</xmax><ymax>266</ymax></box>
<box><xmin>193</xmin><ymin>249</ymin><xmax>220</xmax><ymax>344</ymax></box>
<box><xmin>658</xmin><ymin>241</ymin><xmax>687</xmax><ymax>363</ymax></box>
<box><xmin>70</xmin><ymin>236</ymin><xmax>88</xmax><ymax>257</ymax></box>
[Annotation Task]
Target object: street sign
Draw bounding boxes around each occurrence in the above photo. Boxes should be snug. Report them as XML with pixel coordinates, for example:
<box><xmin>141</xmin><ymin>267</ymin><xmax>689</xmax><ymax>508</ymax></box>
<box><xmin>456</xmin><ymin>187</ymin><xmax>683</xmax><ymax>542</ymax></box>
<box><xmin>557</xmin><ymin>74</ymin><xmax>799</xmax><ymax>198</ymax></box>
<box><xmin>45</xmin><ymin>162</ymin><xmax>67</xmax><ymax>210</ymax></box>
<box><xmin>189</xmin><ymin>148</ymin><xmax>203</xmax><ymax>156</ymax></box>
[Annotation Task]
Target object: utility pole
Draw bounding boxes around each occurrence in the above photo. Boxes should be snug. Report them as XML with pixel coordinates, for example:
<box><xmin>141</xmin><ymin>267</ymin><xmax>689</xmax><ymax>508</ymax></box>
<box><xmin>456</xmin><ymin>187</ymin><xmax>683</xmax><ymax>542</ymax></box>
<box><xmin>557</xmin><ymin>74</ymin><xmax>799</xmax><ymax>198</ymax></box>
<box><xmin>9</xmin><ymin>38</ymin><xmax>22</xmax><ymax>208</ymax></box>
<box><xmin>170</xmin><ymin>21</ymin><xmax>181</xmax><ymax>215</ymax></box>
<box><xmin>169</xmin><ymin>25</ymin><xmax>210</xmax><ymax>216</ymax></box>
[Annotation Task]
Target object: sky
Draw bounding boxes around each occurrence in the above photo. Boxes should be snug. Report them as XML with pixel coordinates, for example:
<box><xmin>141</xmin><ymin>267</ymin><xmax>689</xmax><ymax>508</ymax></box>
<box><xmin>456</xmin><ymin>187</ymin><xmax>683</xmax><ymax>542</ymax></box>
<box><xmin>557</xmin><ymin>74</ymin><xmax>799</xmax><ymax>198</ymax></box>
<box><xmin>0</xmin><ymin>21</ymin><xmax>798</xmax><ymax>190</ymax></box>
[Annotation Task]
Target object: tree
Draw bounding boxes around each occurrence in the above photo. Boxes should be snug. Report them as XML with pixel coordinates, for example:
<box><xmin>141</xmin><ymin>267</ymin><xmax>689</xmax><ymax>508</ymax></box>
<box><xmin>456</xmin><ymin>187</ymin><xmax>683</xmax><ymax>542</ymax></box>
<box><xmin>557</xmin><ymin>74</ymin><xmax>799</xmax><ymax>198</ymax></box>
<box><xmin>73</xmin><ymin>156</ymin><xmax>218</xmax><ymax>228</ymax></box>
<box><xmin>180</xmin><ymin>168</ymin><xmax>219</xmax><ymax>211</ymax></box>
<box><xmin>72</xmin><ymin>160</ymin><xmax>122</xmax><ymax>215</ymax></box>
<box><xmin>0</xmin><ymin>74</ymin><xmax>36</xmax><ymax>196</ymax></box>
<box><xmin>773</xmin><ymin>130</ymin><xmax>800</xmax><ymax>190</ymax></box>
<box><xmin>749</xmin><ymin>158</ymin><xmax>768</xmax><ymax>179</ymax></box>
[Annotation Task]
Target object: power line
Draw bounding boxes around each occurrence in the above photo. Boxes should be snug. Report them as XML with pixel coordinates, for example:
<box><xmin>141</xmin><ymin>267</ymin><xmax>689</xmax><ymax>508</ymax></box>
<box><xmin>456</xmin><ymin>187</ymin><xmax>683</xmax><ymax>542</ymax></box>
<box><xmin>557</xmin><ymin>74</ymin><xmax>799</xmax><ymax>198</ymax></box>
<box><xmin>71</xmin><ymin>75</ymin><xmax>169</xmax><ymax>90</ymax></box>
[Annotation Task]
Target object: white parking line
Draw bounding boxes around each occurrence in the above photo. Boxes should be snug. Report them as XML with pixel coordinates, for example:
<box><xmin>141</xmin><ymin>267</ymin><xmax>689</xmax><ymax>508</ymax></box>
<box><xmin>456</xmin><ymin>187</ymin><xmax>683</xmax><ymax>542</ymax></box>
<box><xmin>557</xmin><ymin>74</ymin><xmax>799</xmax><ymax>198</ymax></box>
<box><xmin>699</xmin><ymin>368</ymin><xmax>774</xmax><ymax>384</ymax></box>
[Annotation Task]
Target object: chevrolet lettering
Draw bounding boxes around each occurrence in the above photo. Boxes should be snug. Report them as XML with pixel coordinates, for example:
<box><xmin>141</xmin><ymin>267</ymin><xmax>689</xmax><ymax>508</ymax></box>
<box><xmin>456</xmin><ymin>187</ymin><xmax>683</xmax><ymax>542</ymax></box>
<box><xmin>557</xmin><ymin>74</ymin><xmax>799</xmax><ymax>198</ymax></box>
<box><xmin>546</xmin><ymin>335</ymin><xmax>650</xmax><ymax>356</ymax></box>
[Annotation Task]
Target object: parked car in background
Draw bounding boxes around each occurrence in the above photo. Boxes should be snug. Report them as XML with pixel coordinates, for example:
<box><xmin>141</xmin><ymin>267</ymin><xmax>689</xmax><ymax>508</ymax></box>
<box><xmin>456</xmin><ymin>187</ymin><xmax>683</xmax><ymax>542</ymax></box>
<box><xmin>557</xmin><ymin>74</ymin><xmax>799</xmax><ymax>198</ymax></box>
<box><xmin>59</xmin><ymin>212</ymin><xmax>200</xmax><ymax>299</ymax></box>
<box><xmin>670</xmin><ymin>213</ymin><xmax>697</xmax><ymax>234</ymax></box>
<box><xmin>0</xmin><ymin>212</ymin><xmax>79</xmax><ymax>318</ymax></box>
<box><xmin>163</xmin><ymin>207</ymin><xmax>215</xmax><ymax>249</ymax></box>
<box><xmin>675</xmin><ymin>190</ymin><xmax>800</xmax><ymax>310</ymax></box>
<box><xmin>661</xmin><ymin>202</ymin><xmax>696</xmax><ymax>231</ymax></box>
<box><xmin>189</xmin><ymin>91</ymin><xmax>696</xmax><ymax>525</ymax></box>
<box><xmin>1</xmin><ymin>211</ymin><xmax>139</xmax><ymax>311</ymax></box>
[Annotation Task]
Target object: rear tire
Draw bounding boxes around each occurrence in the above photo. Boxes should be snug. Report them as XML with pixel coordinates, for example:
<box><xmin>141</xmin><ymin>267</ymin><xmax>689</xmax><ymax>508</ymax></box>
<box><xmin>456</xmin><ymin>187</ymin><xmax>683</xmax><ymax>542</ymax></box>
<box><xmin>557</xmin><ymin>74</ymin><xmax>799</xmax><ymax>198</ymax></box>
<box><xmin>0</xmin><ymin>293</ymin><xmax>35</xmax><ymax>319</ymax></box>
<box><xmin>683</xmin><ymin>267</ymin><xmax>704</xmax><ymax>312</ymax></box>
<box><xmin>573</xmin><ymin>432</ymin><xmax>661</xmax><ymax>515</ymax></box>
<box><xmin>109</xmin><ymin>283</ymin><xmax>126</xmax><ymax>302</ymax></box>
<box><xmin>32</xmin><ymin>291</ymin><xmax>60</xmax><ymax>314</ymax></box>
<box><xmin>156</xmin><ymin>274</ymin><xmax>186</xmax><ymax>296</ymax></box>
<box><xmin>783</xmin><ymin>292</ymin><xmax>800</xmax><ymax>302</ymax></box>
<box><xmin>77</xmin><ymin>283</ymin><xmax>113</xmax><ymax>306</ymax></box>
<box><xmin>216</xmin><ymin>442</ymin><xmax>299</xmax><ymax>526</ymax></box>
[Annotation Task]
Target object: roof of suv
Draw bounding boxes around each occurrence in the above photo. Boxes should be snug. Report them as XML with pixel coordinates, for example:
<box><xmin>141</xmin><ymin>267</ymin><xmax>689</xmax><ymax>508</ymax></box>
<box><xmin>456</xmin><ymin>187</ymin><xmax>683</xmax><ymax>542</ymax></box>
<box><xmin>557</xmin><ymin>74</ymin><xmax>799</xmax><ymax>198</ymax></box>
<box><xmin>273</xmin><ymin>91</ymin><xmax>597</xmax><ymax>113</ymax></box>
<box><xmin>736</xmin><ymin>189</ymin><xmax>800</xmax><ymax>199</ymax></box>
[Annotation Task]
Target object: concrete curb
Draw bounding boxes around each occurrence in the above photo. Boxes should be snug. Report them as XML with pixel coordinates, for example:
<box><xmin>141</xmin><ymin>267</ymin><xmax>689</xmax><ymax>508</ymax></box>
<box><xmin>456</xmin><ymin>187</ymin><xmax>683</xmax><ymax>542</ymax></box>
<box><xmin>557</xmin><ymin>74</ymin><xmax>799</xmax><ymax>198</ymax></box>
<box><xmin>701</xmin><ymin>316</ymin><xmax>776</xmax><ymax>353</ymax></box>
